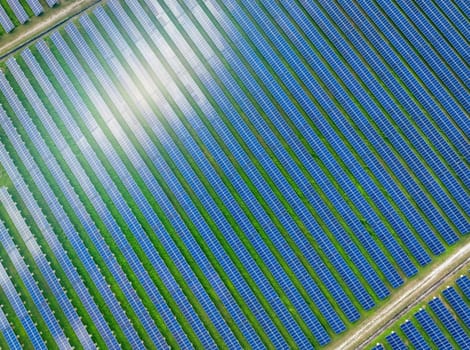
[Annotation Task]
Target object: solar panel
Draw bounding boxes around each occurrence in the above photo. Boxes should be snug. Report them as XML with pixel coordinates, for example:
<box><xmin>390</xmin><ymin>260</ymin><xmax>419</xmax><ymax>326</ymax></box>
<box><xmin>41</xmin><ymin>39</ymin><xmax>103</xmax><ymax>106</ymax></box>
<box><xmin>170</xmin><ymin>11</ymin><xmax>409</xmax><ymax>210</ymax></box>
<box><xmin>429</xmin><ymin>297</ymin><xmax>470</xmax><ymax>349</ymax></box>
<box><xmin>6</xmin><ymin>0</ymin><xmax>28</xmax><ymax>23</ymax></box>
<box><xmin>400</xmin><ymin>320</ymin><xmax>431</xmax><ymax>350</ymax></box>
<box><xmin>0</xmin><ymin>5</ymin><xmax>14</xmax><ymax>32</ymax></box>
<box><xmin>386</xmin><ymin>331</ymin><xmax>408</xmax><ymax>350</ymax></box>
<box><xmin>25</xmin><ymin>0</ymin><xmax>42</xmax><ymax>16</ymax></box>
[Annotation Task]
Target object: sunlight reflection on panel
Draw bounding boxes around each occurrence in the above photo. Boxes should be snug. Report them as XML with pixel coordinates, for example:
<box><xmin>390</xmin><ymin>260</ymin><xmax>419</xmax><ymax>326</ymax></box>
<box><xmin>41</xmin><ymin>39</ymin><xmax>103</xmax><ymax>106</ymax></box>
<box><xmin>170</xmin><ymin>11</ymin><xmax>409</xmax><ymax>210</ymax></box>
<box><xmin>117</xmin><ymin>0</ymin><xmax>227</xmax><ymax>125</ymax></box>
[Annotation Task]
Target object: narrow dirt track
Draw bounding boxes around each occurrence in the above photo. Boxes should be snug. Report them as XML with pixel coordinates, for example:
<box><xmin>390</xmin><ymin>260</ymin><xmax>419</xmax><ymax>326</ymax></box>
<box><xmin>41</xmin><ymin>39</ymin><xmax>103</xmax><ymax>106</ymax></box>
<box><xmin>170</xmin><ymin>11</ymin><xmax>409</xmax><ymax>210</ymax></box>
<box><xmin>333</xmin><ymin>239</ymin><xmax>470</xmax><ymax>350</ymax></box>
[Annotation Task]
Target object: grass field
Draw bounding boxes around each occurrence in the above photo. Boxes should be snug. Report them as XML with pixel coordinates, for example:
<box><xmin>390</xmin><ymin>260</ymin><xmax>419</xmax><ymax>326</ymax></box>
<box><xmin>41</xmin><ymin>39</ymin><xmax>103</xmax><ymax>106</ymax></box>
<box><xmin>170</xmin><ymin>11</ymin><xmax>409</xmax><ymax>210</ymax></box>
<box><xmin>0</xmin><ymin>0</ymin><xmax>468</xmax><ymax>349</ymax></box>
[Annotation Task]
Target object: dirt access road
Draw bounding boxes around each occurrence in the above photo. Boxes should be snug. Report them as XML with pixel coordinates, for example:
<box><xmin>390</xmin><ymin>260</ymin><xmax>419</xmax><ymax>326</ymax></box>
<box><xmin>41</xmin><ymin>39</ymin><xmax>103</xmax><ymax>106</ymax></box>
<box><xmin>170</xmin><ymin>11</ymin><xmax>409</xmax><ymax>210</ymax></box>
<box><xmin>330</xmin><ymin>238</ymin><xmax>470</xmax><ymax>350</ymax></box>
<box><xmin>0</xmin><ymin>0</ymin><xmax>103</xmax><ymax>60</ymax></box>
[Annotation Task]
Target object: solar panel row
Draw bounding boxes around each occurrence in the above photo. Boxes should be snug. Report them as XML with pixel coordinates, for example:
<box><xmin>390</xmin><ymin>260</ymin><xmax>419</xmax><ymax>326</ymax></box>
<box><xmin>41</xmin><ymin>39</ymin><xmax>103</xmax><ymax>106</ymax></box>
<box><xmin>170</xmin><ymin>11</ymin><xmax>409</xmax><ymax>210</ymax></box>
<box><xmin>0</xmin><ymin>6</ymin><xmax>14</xmax><ymax>33</ymax></box>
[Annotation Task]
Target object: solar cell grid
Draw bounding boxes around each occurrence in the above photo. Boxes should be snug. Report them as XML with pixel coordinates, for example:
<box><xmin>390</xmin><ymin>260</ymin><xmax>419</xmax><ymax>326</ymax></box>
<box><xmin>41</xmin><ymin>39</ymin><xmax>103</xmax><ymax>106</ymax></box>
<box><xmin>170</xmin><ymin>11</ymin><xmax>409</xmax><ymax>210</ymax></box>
<box><xmin>0</xmin><ymin>219</ymin><xmax>69</xmax><ymax>348</ymax></box>
<box><xmin>442</xmin><ymin>287</ymin><xmax>470</xmax><ymax>329</ymax></box>
<box><xmin>48</xmin><ymin>28</ymin><xmax>249</xmax><ymax>350</ymax></box>
<box><xmin>25</xmin><ymin>0</ymin><xmax>42</xmax><ymax>16</ymax></box>
<box><xmin>457</xmin><ymin>276</ymin><xmax>470</xmax><ymax>300</ymax></box>
<box><xmin>378</xmin><ymin>1</ymin><xmax>468</xmax><ymax>97</ymax></box>
<box><xmin>415</xmin><ymin>308</ymin><xmax>453</xmax><ymax>349</ymax></box>
<box><xmin>176</xmin><ymin>0</ymin><xmax>370</xmax><ymax>318</ymax></box>
<box><xmin>6</xmin><ymin>57</ymin><xmax>171</xmax><ymax>349</ymax></box>
<box><xmin>386</xmin><ymin>331</ymin><xmax>408</xmax><ymax>350</ymax></box>
<box><xmin>0</xmin><ymin>254</ymin><xmax>46</xmax><ymax>349</ymax></box>
<box><xmin>201</xmin><ymin>1</ymin><xmax>389</xmax><ymax>299</ymax></box>
<box><xmin>400</xmin><ymin>320</ymin><xmax>430</xmax><ymax>350</ymax></box>
<box><xmin>0</xmin><ymin>6</ymin><xmax>14</xmax><ymax>33</ymax></box>
<box><xmin>354</xmin><ymin>0</ymin><xmax>470</xmax><ymax>136</ymax></box>
<box><xmin>429</xmin><ymin>297</ymin><xmax>470</xmax><ymax>349</ymax></box>
<box><xmin>6</xmin><ymin>0</ymin><xmax>28</xmax><ymax>24</ymax></box>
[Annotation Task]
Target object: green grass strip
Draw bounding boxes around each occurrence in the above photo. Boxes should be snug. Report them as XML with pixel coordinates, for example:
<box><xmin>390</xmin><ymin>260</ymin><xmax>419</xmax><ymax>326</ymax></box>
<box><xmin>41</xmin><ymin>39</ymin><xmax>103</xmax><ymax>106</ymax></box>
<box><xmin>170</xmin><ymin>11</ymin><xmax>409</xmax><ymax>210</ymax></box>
<box><xmin>0</xmin><ymin>164</ymin><xmax>12</xmax><ymax>189</ymax></box>
<box><xmin>0</xmin><ymin>0</ymin><xmax>20</xmax><ymax>27</ymax></box>
<box><xmin>18</xmin><ymin>0</ymin><xmax>34</xmax><ymax>18</ymax></box>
